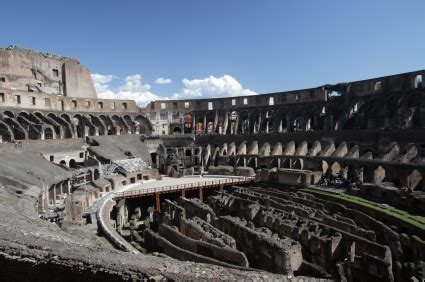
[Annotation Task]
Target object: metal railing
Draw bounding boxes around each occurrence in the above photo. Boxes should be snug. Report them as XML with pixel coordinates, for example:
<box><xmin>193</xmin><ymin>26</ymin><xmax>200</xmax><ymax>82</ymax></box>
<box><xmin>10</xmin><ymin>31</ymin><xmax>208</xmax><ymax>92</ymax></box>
<box><xmin>113</xmin><ymin>177</ymin><xmax>253</xmax><ymax>199</ymax></box>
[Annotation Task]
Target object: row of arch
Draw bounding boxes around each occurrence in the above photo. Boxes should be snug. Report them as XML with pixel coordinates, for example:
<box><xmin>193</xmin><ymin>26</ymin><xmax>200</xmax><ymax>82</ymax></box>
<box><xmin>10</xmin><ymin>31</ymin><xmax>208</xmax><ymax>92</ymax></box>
<box><xmin>0</xmin><ymin>110</ymin><xmax>152</xmax><ymax>142</ymax></box>
<box><xmin>171</xmin><ymin>91</ymin><xmax>425</xmax><ymax>135</ymax></box>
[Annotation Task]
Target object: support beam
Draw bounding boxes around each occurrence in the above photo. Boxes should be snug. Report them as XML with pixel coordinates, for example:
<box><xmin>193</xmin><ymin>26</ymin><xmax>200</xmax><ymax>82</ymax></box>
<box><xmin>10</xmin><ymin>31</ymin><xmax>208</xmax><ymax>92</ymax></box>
<box><xmin>155</xmin><ymin>193</ymin><xmax>160</xmax><ymax>211</ymax></box>
<box><xmin>181</xmin><ymin>189</ymin><xmax>186</xmax><ymax>198</ymax></box>
<box><xmin>219</xmin><ymin>184</ymin><xmax>224</xmax><ymax>193</ymax></box>
<box><xmin>199</xmin><ymin>187</ymin><xmax>203</xmax><ymax>203</ymax></box>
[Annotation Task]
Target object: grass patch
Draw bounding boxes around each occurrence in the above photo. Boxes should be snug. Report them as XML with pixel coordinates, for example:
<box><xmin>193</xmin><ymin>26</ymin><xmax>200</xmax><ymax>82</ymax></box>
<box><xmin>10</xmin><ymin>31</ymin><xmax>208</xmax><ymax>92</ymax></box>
<box><xmin>300</xmin><ymin>187</ymin><xmax>425</xmax><ymax>232</ymax></box>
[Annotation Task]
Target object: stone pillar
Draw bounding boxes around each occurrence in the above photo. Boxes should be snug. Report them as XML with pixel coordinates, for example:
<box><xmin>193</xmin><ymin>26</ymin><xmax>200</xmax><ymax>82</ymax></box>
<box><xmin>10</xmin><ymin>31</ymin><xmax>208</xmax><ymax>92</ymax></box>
<box><xmin>341</xmin><ymin>166</ymin><xmax>348</xmax><ymax>180</ymax></box>
<box><xmin>181</xmin><ymin>189</ymin><xmax>186</xmax><ymax>198</ymax></box>
<box><xmin>52</xmin><ymin>185</ymin><xmax>56</xmax><ymax>205</ymax></box>
<box><xmin>67</xmin><ymin>180</ymin><xmax>71</xmax><ymax>194</ymax></box>
<box><xmin>45</xmin><ymin>190</ymin><xmax>49</xmax><ymax>207</ymax></box>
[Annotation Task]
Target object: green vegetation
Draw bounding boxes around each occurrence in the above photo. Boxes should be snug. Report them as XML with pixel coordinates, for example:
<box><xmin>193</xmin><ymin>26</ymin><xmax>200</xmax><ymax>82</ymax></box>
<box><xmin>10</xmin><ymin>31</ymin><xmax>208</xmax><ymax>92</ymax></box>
<box><xmin>300</xmin><ymin>187</ymin><xmax>425</xmax><ymax>232</ymax></box>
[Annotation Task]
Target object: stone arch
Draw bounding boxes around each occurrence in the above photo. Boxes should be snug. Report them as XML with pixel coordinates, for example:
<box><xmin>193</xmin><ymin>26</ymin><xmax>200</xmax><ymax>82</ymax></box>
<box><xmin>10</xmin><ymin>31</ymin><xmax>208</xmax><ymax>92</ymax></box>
<box><xmin>34</xmin><ymin>111</ymin><xmax>45</xmax><ymax>120</ymax></box>
<box><xmin>72</xmin><ymin>114</ymin><xmax>86</xmax><ymax>138</ymax></box>
<box><xmin>29</xmin><ymin>112</ymin><xmax>43</xmax><ymax>124</ymax></box>
<box><xmin>3</xmin><ymin>117</ymin><xmax>26</xmax><ymax>140</ymax></box>
<box><xmin>3</xmin><ymin>111</ymin><xmax>15</xmax><ymax>118</ymax></box>
<box><xmin>111</xmin><ymin>115</ymin><xmax>127</xmax><ymax>134</ymax></box>
<box><xmin>134</xmin><ymin>115</ymin><xmax>153</xmax><ymax>135</ymax></box>
<box><xmin>47</xmin><ymin>113</ymin><xmax>57</xmax><ymax>120</ymax></box>
<box><xmin>61</xmin><ymin>113</ymin><xmax>71</xmax><ymax>122</ymax></box>
<box><xmin>90</xmin><ymin>115</ymin><xmax>106</xmax><ymax>135</ymax></box>
<box><xmin>0</xmin><ymin>121</ymin><xmax>14</xmax><ymax>142</ymax></box>
<box><xmin>124</xmin><ymin>115</ymin><xmax>136</xmax><ymax>133</ymax></box>
<box><xmin>18</xmin><ymin>111</ymin><xmax>30</xmax><ymax>118</ymax></box>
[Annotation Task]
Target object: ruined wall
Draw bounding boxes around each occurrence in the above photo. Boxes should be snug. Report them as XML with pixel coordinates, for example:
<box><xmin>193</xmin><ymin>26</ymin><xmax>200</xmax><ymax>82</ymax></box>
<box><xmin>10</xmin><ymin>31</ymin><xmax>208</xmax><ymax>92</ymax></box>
<box><xmin>0</xmin><ymin>46</ymin><xmax>96</xmax><ymax>98</ymax></box>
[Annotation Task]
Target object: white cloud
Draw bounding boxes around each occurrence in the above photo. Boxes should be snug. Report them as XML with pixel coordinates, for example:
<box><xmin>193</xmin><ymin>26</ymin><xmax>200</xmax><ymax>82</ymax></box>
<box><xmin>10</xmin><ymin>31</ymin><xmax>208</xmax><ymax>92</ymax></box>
<box><xmin>155</xmin><ymin>77</ymin><xmax>172</xmax><ymax>85</ymax></box>
<box><xmin>91</xmin><ymin>73</ymin><xmax>256</xmax><ymax>108</ymax></box>
<box><xmin>91</xmin><ymin>74</ymin><xmax>117</xmax><ymax>93</ymax></box>
<box><xmin>91</xmin><ymin>73</ymin><xmax>161</xmax><ymax>107</ymax></box>
<box><xmin>172</xmin><ymin>75</ymin><xmax>256</xmax><ymax>99</ymax></box>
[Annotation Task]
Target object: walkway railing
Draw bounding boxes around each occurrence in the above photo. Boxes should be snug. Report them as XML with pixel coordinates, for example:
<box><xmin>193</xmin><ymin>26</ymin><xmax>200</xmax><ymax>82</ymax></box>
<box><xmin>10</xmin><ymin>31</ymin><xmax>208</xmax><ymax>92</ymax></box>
<box><xmin>113</xmin><ymin>177</ymin><xmax>253</xmax><ymax>200</ymax></box>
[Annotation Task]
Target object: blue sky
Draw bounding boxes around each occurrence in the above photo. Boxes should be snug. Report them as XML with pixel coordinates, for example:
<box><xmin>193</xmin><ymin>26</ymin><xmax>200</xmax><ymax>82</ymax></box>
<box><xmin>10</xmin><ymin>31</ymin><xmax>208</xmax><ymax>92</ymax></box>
<box><xmin>1</xmin><ymin>0</ymin><xmax>424</xmax><ymax>106</ymax></box>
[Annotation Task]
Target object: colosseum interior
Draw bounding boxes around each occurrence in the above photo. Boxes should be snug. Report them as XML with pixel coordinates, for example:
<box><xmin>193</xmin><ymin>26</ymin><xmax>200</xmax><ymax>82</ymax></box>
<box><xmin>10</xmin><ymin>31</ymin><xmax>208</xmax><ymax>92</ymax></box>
<box><xmin>0</xmin><ymin>45</ymin><xmax>424</xmax><ymax>281</ymax></box>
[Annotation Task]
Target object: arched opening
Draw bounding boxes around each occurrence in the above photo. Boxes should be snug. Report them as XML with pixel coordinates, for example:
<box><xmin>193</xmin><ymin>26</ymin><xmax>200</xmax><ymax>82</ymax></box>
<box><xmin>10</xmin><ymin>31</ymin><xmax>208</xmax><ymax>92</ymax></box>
<box><xmin>239</xmin><ymin>111</ymin><xmax>250</xmax><ymax>134</ymax></box>
<box><xmin>229</xmin><ymin>111</ymin><xmax>238</xmax><ymax>134</ymax></box>
<box><xmin>61</xmin><ymin>114</ymin><xmax>71</xmax><ymax>122</ymax></box>
<box><xmin>265</xmin><ymin>111</ymin><xmax>274</xmax><ymax>133</ymax></box>
<box><xmin>73</xmin><ymin>114</ymin><xmax>85</xmax><ymax>138</ymax></box>
<box><xmin>44</xmin><ymin>128</ymin><xmax>53</xmax><ymax>139</ymax></box>
<box><xmin>69</xmin><ymin>159</ymin><xmax>77</xmax><ymax>168</ymax></box>
<box><xmin>3</xmin><ymin>111</ymin><xmax>15</xmax><ymax>118</ymax></box>
<box><xmin>59</xmin><ymin>160</ymin><xmax>67</xmax><ymax>166</ymax></box>
<box><xmin>216</xmin><ymin>116</ymin><xmax>225</xmax><ymax>134</ymax></box>
<box><xmin>270</xmin><ymin>158</ymin><xmax>279</xmax><ymax>169</ymax></box>
<box><xmin>94</xmin><ymin>169</ymin><xmax>100</xmax><ymax>180</ymax></box>
<box><xmin>0</xmin><ymin>122</ymin><xmax>13</xmax><ymax>142</ymax></box>
<box><xmin>195</xmin><ymin>122</ymin><xmax>204</xmax><ymax>135</ymax></box>
<box><xmin>91</xmin><ymin>115</ymin><xmax>106</xmax><ymax>135</ymax></box>
<box><xmin>183</xmin><ymin>114</ymin><xmax>193</xmax><ymax>134</ymax></box>
<box><xmin>305</xmin><ymin>117</ymin><xmax>312</xmax><ymax>131</ymax></box>
<box><xmin>134</xmin><ymin>115</ymin><xmax>152</xmax><ymax>135</ymax></box>
<box><xmin>293</xmin><ymin>117</ymin><xmax>301</xmax><ymax>132</ymax></box>
<box><xmin>293</xmin><ymin>159</ymin><xmax>303</xmax><ymax>170</ymax></box>
<box><xmin>151</xmin><ymin>153</ymin><xmax>157</xmax><ymax>166</ymax></box>
<box><xmin>111</xmin><ymin>115</ymin><xmax>127</xmax><ymax>134</ymax></box>
<box><xmin>415</xmin><ymin>74</ymin><xmax>423</xmax><ymax>88</ymax></box>
<box><xmin>173</xmin><ymin>127</ymin><xmax>182</xmax><ymax>134</ymax></box>
<box><xmin>281</xmin><ymin>158</ymin><xmax>291</xmax><ymax>169</ymax></box>
<box><xmin>207</xmin><ymin>122</ymin><xmax>214</xmax><ymax>134</ymax></box>
<box><xmin>279</xmin><ymin>117</ymin><xmax>288</xmax><ymax>133</ymax></box>
<box><xmin>374</xmin><ymin>81</ymin><xmax>382</xmax><ymax>92</ymax></box>
<box><xmin>251</xmin><ymin>112</ymin><xmax>261</xmax><ymax>133</ymax></box>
